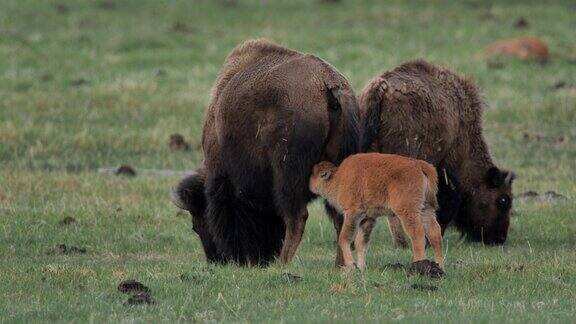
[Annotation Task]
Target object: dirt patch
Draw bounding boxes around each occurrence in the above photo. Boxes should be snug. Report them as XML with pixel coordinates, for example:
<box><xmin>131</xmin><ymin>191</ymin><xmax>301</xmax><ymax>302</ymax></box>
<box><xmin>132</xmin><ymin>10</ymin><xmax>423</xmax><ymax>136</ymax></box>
<box><xmin>514</xmin><ymin>17</ymin><xmax>529</xmax><ymax>29</ymax></box>
<box><xmin>517</xmin><ymin>191</ymin><xmax>539</xmax><ymax>198</ymax></box>
<box><xmin>97</xmin><ymin>1</ymin><xmax>116</xmax><ymax>10</ymax></box>
<box><xmin>171</xmin><ymin>22</ymin><xmax>194</xmax><ymax>34</ymax></box>
<box><xmin>115</xmin><ymin>165</ymin><xmax>136</xmax><ymax>177</ymax></box>
<box><xmin>411</xmin><ymin>283</ymin><xmax>438</xmax><ymax>291</ymax></box>
<box><xmin>54</xmin><ymin>3</ymin><xmax>70</xmax><ymax>14</ymax></box>
<box><xmin>544</xmin><ymin>191</ymin><xmax>567</xmax><ymax>200</ymax></box>
<box><xmin>282</xmin><ymin>273</ymin><xmax>303</xmax><ymax>284</ymax></box>
<box><xmin>40</xmin><ymin>73</ymin><xmax>53</xmax><ymax>82</ymax></box>
<box><xmin>169</xmin><ymin>133</ymin><xmax>191</xmax><ymax>151</ymax></box>
<box><xmin>516</xmin><ymin>191</ymin><xmax>567</xmax><ymax>201</ymax></box>
<box><xmin>522</xmin><ymin>132</ymin><xmax>566</xmax><ymax>144</ymax></box>
<box><xmin>409</xmin><ymin>260</ymin><xmax>445</xmax><ymax>279</ymax></box>
<box><xmin>481</xmin><ymin>37</ymin><xmax>549</xmax><ymax>62</ymax></box>
<box><xmin>58</xmin><ymin>217</ymin><xmax>77</xmax><ymax>225</ymax></box>
<box><xmin>118</xmin><ymin>279</ymin><xmax>150</xmax><ymax>293</ymax></box>
<box><xmin>48</xmin><ymin>244</ymin><xmax>86</xmax><ymax>255</ymax></box>
<box><xmin>549</xmin><ymin>80</ymin><xmax>569</xmax><ymax>91</ymax></box>
<box><xmin>69</xmin><ymin>78</ymin><xmax>90</xmax><ymax>87</ymax></box>
<box><xmin>124</xmin><ymin>292</ymin><xmax>155</xmax><ymax>306</ymax></box>
<box><xmin>504</xmin><ymin>264</ymin><xmax>526</xmax><ymax>272</ymax></box>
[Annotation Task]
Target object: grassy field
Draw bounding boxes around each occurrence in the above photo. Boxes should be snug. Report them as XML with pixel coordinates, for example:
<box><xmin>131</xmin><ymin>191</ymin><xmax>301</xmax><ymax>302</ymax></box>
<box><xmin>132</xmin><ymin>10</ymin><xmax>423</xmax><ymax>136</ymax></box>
<box><xmin>1</xmin><ymin>0</ymin><xmax>575</xmax><ymax>322</ymax></box>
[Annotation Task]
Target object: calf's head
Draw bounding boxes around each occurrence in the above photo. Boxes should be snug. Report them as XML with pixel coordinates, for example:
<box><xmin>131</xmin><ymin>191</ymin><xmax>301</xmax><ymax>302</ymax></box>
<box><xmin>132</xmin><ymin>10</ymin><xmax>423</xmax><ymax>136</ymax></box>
<box><xmin>309</xmin><ymin>161</ymin><xmax>337</xmax><ymax>195</ymax></box>
<box><xmin>461</xmin><ymin>167</ymin><xmax>515</xmax><ymax>245</ymax></box>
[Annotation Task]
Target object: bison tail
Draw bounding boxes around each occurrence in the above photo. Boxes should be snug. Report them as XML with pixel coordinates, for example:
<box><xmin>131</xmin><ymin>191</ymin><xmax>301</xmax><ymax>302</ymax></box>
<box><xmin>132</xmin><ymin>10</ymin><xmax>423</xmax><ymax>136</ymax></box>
<box><xmin>359</xmin><ymin>79</ymin><xmax>385</xmax><ymax>152</ymax></box>
<box><xmin>420</xmin><ymin>161</ymin><xmax>439</xmax><ymax>210</ymax></box>
<box><xmin>172</xmin><ymin>170</ymin><xmax>207</xmax><ymax>218</ymax></box>
<box><xmin>204</xmin><ymin>174</ymin><xmax>285</xmax><ymax>266</ymax></box>
<box><xmin>328</xmin><ymin>87</ymin><xmax>361</xmax><ymax>164</ymax></box>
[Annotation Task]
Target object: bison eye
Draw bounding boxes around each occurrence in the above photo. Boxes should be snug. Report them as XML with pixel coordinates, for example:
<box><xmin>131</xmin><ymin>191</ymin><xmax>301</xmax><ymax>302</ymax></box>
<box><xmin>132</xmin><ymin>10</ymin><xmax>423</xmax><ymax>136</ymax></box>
<box><xmin>496</xmin><ymin>194</ymin><xmax>511</xmax><ymax>210</ymax></box>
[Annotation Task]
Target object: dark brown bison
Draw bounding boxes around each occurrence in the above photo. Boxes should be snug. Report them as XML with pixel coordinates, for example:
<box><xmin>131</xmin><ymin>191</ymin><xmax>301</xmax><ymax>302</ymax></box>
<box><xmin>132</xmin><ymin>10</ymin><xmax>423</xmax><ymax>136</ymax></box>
<box><xmin>173</xmin><ymin>39</ymin><xmax>360</xmax><ymax>265</ymax></box>
<box><xmin>359</xmin><ymin>60</ymin><xmax>514</xmax><ymax>245</ymax></box>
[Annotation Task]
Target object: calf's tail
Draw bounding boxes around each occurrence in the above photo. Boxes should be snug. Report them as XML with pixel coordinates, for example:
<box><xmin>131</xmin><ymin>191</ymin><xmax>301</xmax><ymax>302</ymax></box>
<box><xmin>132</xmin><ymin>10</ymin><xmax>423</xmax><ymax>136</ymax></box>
<box><xmin>419</xmin><ymin>161</ymin><xmax>439</xmax><ymax>210</ymax></box>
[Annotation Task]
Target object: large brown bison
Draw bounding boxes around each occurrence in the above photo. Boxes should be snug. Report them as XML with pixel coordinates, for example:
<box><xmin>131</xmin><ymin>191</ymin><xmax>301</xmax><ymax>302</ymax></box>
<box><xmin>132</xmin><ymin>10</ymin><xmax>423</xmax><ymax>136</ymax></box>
<box><xmin>173</xmin><ymin>39</ymin><xmax>360</xmax><ymax>265</ymax></box>
<box><xmin>359</xmin><ymin>60</ymin><xmax>514</xmax><ymax>245</ymax></box>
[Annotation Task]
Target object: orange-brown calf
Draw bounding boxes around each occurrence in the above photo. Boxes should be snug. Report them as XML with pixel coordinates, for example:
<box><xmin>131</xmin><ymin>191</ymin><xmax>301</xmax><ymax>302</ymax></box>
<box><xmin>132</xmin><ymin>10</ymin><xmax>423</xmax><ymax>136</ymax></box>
<box><xmin>310</xmin><ymin>153</ymin><xmax>444</xmax><ymax>275</ymax></box>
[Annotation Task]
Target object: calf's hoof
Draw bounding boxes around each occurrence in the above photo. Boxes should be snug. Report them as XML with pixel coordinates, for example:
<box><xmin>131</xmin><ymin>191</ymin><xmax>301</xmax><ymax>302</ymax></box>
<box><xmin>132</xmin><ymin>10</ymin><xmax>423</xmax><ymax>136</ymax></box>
<box><xmin>409</xmin><ymin>260</ymin><xmax>445</xmax><ymax>279</ymax></box>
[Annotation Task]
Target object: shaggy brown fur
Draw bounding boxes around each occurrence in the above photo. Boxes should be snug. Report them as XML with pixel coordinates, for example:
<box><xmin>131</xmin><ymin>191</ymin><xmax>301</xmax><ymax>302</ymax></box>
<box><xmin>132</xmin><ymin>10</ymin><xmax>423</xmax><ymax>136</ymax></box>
<box><xmin>173</xmin><ymin>39</ymin><xmax>359</xmax><ymax>265</ymax></box>
<box><xmin>359</xmin><ymin>60</ymin><xmax>514</xmax><ymax>245</ymax></box>
<box><xmin>310</xmin><ymin>153</ymin><xmax>444</xmax><ymax>274</ymax></box>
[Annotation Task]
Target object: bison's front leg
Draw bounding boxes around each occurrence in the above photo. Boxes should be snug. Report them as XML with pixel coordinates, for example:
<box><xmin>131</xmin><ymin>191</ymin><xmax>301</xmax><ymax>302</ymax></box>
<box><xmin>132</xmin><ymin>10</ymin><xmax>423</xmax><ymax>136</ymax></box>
<box><xmin>279</xmin><ymin>208</ymin><xmax>309</xmax><ymax>264</ymax></box>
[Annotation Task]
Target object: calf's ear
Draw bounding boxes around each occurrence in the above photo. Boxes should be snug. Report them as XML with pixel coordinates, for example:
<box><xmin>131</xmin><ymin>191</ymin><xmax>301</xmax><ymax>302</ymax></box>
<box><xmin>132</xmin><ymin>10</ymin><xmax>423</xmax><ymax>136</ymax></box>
<box><xmin>320</xmin><ymin>169</ymin><xmax>333</xmax><ymax>180</ymax></box>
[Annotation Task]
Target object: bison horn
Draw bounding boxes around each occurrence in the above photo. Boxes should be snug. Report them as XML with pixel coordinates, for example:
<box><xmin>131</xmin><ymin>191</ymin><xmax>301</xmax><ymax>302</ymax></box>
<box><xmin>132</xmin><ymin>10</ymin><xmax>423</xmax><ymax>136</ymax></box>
<box><xmin>504</xmin><ymin>171</ymin><xmax>513</xmax><ymax>185</ymax></box>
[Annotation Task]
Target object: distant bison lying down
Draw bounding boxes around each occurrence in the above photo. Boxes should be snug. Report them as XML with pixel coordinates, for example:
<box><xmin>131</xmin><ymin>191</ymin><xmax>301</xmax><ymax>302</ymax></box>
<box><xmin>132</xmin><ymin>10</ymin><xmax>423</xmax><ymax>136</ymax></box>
<box><xmin>310</xmin><ymin>153</ymin><xmax>444</xmax><ymax>277</ymax></box>
<box><xmin>360</xmin><ymin>60</ymin><xmax>514</xmax><ymax>245</ymax></box>
<box><xmin>173</xmin><ymin>39</ymin><xmax>360</xmax><ymax>265</ymax></box>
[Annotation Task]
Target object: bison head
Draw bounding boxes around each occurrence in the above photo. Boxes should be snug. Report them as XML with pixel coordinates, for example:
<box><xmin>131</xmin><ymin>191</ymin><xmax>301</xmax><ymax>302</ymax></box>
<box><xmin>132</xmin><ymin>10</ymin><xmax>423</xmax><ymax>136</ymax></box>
<box><xmin>459</xmin><ymin>167</ymin><xmax>515</xmax><ymax>245</ymax></box>
<box><xmin>173</xmin><ymin>171</ymin><xmax>225</xmax><ymax>263</ymax></box>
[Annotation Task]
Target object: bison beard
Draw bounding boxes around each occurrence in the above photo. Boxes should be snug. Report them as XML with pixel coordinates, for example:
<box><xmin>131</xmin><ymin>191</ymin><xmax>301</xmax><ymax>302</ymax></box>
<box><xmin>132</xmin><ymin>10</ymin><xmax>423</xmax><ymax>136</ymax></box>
<box><xmin>173</xmin><ymin>39</ymin><xmax>359</xmax><ymax>265</ymax></box>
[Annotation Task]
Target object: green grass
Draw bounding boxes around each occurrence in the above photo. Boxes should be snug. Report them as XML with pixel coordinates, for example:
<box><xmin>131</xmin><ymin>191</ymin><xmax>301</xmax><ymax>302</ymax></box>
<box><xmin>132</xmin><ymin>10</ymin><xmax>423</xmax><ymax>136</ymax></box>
<box><xmin>1</xmin><ymin>0</ymin><xmax>575</xmax><ymax>322</ymax></box>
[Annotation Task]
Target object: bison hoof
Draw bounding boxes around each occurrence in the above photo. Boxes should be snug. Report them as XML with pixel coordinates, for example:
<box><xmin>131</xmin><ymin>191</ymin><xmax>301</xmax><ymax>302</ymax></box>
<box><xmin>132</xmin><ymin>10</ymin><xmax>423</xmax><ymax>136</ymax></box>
<box><xmin>409</xmin><ymin>260</ymin><xmax>445</xmax><ymax>279</ymax></box>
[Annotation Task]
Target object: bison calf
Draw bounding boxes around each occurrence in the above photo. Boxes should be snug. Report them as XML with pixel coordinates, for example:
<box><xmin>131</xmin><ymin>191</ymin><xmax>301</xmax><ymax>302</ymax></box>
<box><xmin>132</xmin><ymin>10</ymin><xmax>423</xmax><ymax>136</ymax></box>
<box><xmin>310</xmin><ymin>153</ymin><xmax>444</xmax><ymax>276</ymax></box>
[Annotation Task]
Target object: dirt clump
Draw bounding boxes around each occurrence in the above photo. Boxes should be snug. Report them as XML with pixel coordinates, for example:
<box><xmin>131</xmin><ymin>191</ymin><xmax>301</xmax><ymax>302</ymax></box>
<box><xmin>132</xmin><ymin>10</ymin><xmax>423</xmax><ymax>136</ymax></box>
<box><xmin>54</xmin><ymin>3</ymin><xmax>70</xmax><ymax>14</ymax></box>
<box><xmin>124</xmin><ymin>292</ymin><xmax>155</xmax><ymax>306</ymax></box>
<box><xmin>411</xmin><ymin>283</ymin><xmax>438</xmax><ymax>291</ymax></box>
<box><xmin>118</xmin><ymin>279</ymin><xmax>150</xmax><ymax>293</ymax></box>
<box><xmin>48</xmin><ymin>244</ymin><xmax>86</xmax><ymax>255</ymax></box>
<box><xmin>169</xmin><ymin>134</ymin><xmax>191</xmax><ymax>151</ymax></box>
<box><xmin>409</xmin><ymin>260</ymin><xmax>445</xmax><ymax>279</ymax></box>
<box><xmin>171</xmin><ymin>22</ymin><xmax>194</xmax><ymax>34</ymax></box>
<box><xmin>514</xmin><ymin>17</ymin><xmax>529</xmax><ymax>29</ymax></box>
<box><xmin>69</xmin><ymin>78</ymin><xmax>90</xmax><ymax>87</ymax></box>
<box><xmin>115</xmin><ymin>165</ymin><xmax>136</xmax><ymax>177</ymax></box>
<box><xmin>482</xmin><ymin>37</ymin><xmax>549</xmax><ymax>62</ymax></box>
<box><xmin>58</xmin><ymin>217</ymin><xmax>77</xmax><ymax>225</ymax></box>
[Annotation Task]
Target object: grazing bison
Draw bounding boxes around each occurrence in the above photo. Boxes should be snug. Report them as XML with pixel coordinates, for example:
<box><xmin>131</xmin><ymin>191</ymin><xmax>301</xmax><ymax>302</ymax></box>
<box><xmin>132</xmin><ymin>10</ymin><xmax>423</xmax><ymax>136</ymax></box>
<box><xmin>173</xmin><ymin>39</ymin><xmax>360</xmax><ymax>265</ymax></box>
<box><xmin>310</xmin><ymin>153</ymin><xmax>445</xmax><ymax>277</ymax></box>
<box><xmin>359</xmin><ymin>60</ymin><xmax>514</xmax><ymax>245</ymax></box>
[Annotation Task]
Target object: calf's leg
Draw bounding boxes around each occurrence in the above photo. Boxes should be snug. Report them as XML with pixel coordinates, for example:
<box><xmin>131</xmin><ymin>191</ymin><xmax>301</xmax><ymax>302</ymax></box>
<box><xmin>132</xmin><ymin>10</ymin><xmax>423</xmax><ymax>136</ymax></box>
<box><xmin>422</xmin><ymin>207</ymin><xmax>444</xmax><ymax>269</ymax></box>
<box><xmin>395</xmin><ymin>210</ymin><xmax>427</xmax><ymax>263</ymax></box>
<box><xmin>354</xmin><ymin>217</ymin><xmax>376</xmax><ymax>271</ymax></box>
<box><xmin>338</xmin><ymin>212</ymin><xmax>360</xmax><ymax>271</ymax></box>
